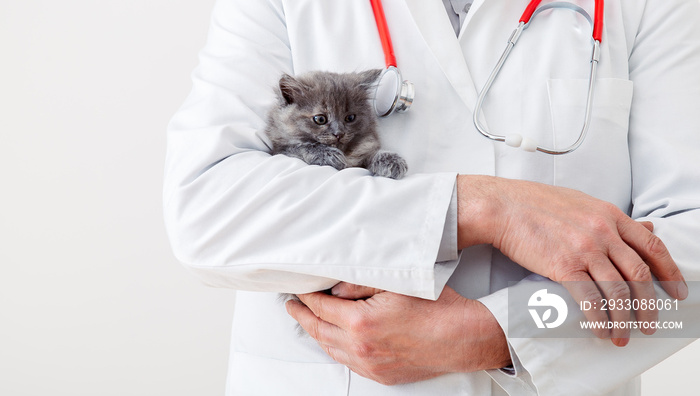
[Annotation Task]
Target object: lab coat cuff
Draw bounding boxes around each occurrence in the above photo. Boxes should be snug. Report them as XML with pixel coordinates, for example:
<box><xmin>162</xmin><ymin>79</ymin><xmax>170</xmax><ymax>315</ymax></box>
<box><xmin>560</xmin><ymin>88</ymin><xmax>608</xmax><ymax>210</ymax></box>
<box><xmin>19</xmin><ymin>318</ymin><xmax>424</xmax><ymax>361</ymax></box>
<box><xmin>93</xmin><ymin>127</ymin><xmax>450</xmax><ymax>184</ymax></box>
<box><xmin>426</xmin><ymin>175</ymin><xmax>460</xmax><ymax>300</ymax></box>
<box><xmin>479</xmin><ymin>288</ymin><xmax>539</xmax><ymax>395</ymax></box>
<box><xmin>436</xmin><ymin>182</ymin><xmax>459</xmax><ymax>263</ymax></box>
<box><xmin>432</xmin><ymin>179</ymin><xmax>460</xmax><ymax>299</ymax></box>
<box><xmin>433</xmin><ymin>252</ymin><xmax>461</xmax><ymax>300</ymax></box>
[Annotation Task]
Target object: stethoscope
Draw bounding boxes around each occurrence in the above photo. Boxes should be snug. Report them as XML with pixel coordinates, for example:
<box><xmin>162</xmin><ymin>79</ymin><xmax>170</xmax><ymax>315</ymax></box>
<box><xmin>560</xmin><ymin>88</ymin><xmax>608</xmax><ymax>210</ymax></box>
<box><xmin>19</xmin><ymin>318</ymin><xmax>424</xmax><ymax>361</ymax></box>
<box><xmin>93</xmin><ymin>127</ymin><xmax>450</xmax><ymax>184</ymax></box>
<box><xmin>370</xmin><ymin>0</ymin><xmax>415</xmax><ymax>117</ymax></box>
<box><xmin>369</xmin><ymin>0</ymin><xmax>604</xmax><ymax>155</ymax></box>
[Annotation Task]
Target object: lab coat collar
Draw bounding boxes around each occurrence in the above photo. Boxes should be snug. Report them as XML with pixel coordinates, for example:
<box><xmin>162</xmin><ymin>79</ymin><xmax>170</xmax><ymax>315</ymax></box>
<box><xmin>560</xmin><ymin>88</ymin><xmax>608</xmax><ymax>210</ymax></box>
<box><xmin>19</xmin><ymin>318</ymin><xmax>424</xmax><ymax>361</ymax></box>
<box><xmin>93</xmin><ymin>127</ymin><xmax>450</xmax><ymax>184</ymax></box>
<box><xmin>403</xmin><ymin>0</ymin><xmax>495</xmax><ymax>177</ymax></box>
<box><xmin>403</xmin><ymin>0</ymin><xmax>482</xmax><ymax>114</ymax></box>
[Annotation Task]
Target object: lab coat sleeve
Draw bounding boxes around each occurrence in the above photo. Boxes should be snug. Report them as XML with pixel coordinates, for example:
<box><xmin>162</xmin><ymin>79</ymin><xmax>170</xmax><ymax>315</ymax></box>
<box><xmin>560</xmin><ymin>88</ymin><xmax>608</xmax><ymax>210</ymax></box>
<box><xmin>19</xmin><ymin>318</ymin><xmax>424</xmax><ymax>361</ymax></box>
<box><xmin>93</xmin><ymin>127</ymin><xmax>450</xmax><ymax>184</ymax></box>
<box><xmin>479</xmin><ymin>0</ymin><xmax>700</xmax><ymax>394</ymax></box>
<box><xmin>162</xmin><ymin>0</ymin><xmax>458</xmax><ymax>300</ymax></box>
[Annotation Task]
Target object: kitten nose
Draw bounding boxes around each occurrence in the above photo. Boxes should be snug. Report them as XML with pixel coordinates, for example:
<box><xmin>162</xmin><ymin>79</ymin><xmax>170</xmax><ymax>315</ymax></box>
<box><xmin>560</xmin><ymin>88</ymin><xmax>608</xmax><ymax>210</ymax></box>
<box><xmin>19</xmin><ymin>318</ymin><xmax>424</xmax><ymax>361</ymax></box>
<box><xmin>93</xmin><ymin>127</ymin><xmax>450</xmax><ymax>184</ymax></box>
<box><xmin>332</xmin><ymin>129</ymin><xmax>344</xmax><ymax>140</ymax></box>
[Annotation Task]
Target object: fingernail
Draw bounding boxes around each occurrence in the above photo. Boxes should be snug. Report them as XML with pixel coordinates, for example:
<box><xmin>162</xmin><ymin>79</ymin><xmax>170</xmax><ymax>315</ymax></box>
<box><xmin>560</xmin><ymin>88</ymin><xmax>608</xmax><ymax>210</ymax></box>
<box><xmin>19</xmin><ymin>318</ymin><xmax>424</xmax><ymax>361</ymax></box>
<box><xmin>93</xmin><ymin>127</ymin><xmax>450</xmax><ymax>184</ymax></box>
<box><xmin>641</xmin><ymin>324</ymin><xmax>656</xmax><ymax>336</ymax></box>
<box><xmin>677</xmin><ymin>281</ymin><xmax>689</xmax><ymax>300</ymax></box>
<box><xmin>285</xmin><ymin>299</ymin><xmax>298</xmax><ymax>314</ymax></box>
<box><xmin>613</xmin><ymin>338</ymin><xmax>629</xmax><ymax>347</ymax></box>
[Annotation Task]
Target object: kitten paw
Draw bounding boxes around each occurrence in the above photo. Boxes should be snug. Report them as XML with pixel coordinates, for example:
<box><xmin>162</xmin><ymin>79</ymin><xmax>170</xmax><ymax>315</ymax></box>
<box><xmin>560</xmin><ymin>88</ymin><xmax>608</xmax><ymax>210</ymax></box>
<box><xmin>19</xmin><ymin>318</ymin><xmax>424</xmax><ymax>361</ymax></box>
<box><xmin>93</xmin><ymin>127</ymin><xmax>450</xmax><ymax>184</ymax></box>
<box><xmin>307</xmin><ymin>146</ymin><xmax>348</xmax><ymax>170</ymax></box>
<box><xmin>369</xmin><ymin>151</ymin><xmax>408</xmax><ymax>179</ymax></box>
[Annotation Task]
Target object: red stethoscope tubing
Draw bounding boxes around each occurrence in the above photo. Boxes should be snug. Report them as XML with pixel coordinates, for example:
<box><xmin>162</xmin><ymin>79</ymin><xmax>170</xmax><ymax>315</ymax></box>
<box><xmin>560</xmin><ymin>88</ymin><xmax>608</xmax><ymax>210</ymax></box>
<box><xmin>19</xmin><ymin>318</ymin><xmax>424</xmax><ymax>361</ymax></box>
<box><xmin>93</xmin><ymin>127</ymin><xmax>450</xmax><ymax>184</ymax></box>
<box><xmin>520</xmin><ymin>0</ymin><xmax>604</xmax><ymax>42</ymax></box>
<box><xmin>371</xmin><ymin>0</ymin><xmax>604</xmax><ymax>69</ymax></box>
<box><xmin>592</xmin><ymin>0</ymin><xmax>604</xmax><ymax>42</ymax></box>
<box><xmin>369</xmin><ymin>0</ymin><xmax>398</xmax><ymax>68</ymax></box>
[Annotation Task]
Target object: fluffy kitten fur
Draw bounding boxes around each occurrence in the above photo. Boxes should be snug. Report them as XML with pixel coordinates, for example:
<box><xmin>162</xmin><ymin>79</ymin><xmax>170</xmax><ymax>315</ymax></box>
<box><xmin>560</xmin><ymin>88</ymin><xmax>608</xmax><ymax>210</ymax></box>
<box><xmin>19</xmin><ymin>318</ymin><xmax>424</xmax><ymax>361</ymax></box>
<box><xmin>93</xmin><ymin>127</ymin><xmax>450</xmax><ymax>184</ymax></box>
<box><xmin>264</xmin><ymin>70</ymin><xmax>408</xmax><ymax>179</ymax></box>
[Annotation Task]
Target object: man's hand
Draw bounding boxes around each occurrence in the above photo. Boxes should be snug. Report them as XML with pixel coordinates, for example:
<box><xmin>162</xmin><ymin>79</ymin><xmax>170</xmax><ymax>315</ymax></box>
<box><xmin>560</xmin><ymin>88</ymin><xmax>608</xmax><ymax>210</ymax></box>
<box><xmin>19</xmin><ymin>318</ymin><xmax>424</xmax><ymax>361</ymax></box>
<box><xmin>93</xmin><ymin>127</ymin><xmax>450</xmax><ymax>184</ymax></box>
<box><xmin>330</xmin><ymin>282</ymin><xmax>384</xmax><ymax>300</ymax></box>
<box><xmin>285</xmin><ymin>286</ymin><xmax>510</xmax><ymax>386</ymax></box>
<box><xmin>457</xmin><ymin>175</ymin><xmax>688</xmax><ymax>346</ymax></box>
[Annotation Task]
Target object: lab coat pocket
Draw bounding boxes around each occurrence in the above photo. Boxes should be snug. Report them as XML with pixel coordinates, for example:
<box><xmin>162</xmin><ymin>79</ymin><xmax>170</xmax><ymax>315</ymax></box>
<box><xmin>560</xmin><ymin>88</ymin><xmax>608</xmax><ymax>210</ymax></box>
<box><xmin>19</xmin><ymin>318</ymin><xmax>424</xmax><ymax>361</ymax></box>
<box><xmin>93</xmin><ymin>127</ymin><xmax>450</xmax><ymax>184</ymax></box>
<box><xmin>227</xmin><ymin>351</ymin><xmax>349</xmax><ymax>396</ymax></box>
<box><xmin>548</xmin><ymin>78</ymin><xmax>634</xmax><ymax>208</ymax></box>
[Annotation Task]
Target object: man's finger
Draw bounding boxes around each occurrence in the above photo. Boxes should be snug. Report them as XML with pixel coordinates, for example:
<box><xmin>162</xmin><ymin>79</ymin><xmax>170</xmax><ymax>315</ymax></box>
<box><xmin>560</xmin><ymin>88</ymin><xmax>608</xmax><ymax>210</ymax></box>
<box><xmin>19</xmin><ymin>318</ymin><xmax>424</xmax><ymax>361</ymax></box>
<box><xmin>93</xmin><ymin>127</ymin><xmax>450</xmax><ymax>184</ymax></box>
<box><xmin>639</xmin><ymin>221</ymin><xmax>654</xmax><ymax>233</ymax></box>
<box><xmin>608</xmin><ymin>242</ymin><xmax>658</xmax><ymax>335</ymax></box>
<box><xmin>296</xmin><ymin>291</ymin><xmax>360</xmax><ymax>330</ymax></box>
<box><xmin>561</xmin><ymin>271</ymin><xmax>611</xmax><ymax>340</ymax></box>
<box><xmin>588</xmin><ymin>259</ymin><xmax>632</xmax><ymax>345</ymax></box>
<box><xmin>321</xmin><ymin>344</ymin><xmax>354</xmax><ymax>368</ymax></box>
<box><xmin>285</xmin><ymin>299</ymin><xmax>351</xmax><ymax>348</ymax></box>
<box><xmin>331</xmin><ymin>282</ymin><xmax>383</xmax><ymax>299</ymax></box>
<box><xmin>618</xmin><ymin>218</ymin><xmax>688</xmax><ymax>300</ymax></box>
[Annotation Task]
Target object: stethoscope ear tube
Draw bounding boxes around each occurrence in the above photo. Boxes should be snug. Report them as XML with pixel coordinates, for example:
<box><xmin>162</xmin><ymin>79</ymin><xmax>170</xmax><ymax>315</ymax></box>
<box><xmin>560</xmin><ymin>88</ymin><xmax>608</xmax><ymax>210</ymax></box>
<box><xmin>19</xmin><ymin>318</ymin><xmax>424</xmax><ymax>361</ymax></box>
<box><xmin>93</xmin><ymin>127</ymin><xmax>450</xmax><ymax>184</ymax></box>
<box><xmin>474</xmin><ymin>1</ymin><xmax>602</xmax><ymax>155</ymax></box>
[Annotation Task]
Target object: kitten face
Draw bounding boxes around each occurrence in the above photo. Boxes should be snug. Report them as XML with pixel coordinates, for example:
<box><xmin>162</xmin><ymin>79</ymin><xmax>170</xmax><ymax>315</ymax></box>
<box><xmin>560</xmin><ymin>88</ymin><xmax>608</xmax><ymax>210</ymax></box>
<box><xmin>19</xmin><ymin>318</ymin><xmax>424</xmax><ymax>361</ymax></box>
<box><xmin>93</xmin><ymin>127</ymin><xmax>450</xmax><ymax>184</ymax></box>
<box><xmin>276</xmin><ymin>70</ymin><xmax>381</xmax><ymax>149</ymax></box>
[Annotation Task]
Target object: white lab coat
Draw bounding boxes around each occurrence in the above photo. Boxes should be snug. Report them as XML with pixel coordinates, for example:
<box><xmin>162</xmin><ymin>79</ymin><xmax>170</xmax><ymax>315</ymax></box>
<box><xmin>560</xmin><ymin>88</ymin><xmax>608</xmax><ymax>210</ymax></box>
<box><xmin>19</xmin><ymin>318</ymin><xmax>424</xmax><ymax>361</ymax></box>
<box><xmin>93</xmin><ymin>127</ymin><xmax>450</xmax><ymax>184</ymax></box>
<box><xmin>163</xmin><ymin>0</ymin><xmax>700</xmax><ymax>394</ymax></box>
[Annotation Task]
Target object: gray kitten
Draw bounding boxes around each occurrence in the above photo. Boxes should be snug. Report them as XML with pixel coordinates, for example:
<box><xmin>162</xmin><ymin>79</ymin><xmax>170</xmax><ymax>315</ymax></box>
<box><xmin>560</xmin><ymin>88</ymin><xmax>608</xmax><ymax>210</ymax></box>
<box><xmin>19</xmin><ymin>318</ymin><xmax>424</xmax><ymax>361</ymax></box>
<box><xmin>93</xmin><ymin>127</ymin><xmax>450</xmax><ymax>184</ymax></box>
<box><xmin>264</xmin><ymin>70</ymin><xmax>408</xmax><ymax>179</ymax></box>
<box><xmin>266</xmin><ymin>71</ymin><xmax>407</xmax><ymax>317</ymax></box>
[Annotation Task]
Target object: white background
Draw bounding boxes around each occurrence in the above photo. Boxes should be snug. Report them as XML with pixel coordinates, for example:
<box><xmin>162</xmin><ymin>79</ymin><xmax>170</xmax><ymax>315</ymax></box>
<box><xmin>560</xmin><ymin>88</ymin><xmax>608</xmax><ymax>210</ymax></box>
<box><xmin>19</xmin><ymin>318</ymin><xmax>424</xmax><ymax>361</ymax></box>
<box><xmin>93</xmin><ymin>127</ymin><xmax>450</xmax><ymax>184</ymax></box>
<box><xmin>1</xmin><ymin>1</ymin><xmax>697</xmax><ymax>395</ymax></box>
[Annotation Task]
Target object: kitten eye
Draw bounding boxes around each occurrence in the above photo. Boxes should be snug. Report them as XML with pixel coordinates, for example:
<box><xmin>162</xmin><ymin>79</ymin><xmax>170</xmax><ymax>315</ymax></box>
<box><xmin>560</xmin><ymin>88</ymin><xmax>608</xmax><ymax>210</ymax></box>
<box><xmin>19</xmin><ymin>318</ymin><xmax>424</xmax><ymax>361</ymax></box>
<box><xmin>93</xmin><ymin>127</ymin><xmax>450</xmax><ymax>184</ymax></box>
<box><xmin>313</xmin><ymin>115</ymin><xmax>328</xmax><ymax>125</ymax></box>
<box><xmin>345</xmin><ymin>114</ymin><xmax>356</xmax><ymax>123</ymax></box>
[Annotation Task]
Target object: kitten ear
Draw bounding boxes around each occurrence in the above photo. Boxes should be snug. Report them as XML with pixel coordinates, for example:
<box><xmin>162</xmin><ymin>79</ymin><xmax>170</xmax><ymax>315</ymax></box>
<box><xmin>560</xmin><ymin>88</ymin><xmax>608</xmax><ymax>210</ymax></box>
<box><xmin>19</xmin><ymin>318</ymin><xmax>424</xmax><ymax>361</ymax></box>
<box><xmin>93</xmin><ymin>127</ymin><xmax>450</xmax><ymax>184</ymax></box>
<box><xmin>279</xmin><ymin>74</ymin><xmax>304</xmax><ymax>105</ymax></box>
<box><xmin>358</xmin><ymin>69</ymin><xmax>382</xmax><ymax>89</ymax></box>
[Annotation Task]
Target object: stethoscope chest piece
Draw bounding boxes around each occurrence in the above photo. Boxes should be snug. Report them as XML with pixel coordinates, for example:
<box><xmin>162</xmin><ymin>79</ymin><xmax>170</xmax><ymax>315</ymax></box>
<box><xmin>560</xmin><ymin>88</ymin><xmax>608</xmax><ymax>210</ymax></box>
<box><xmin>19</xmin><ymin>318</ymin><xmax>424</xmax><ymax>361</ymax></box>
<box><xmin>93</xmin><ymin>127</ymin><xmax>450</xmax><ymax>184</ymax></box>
<box><xmin>374</xmin><ymin>66</ymin><xmax>415</xmax><ymax>117</ymax></box>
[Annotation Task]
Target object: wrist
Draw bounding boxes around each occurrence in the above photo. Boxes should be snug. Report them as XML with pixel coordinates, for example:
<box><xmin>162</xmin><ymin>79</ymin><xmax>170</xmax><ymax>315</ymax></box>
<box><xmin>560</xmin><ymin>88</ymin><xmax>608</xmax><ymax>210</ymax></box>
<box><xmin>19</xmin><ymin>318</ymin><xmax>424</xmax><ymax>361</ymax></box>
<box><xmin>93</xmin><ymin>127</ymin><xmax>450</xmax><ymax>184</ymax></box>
<box><xmin>477</xmin><ymin>300</ymin><xmax>512</xmax><ymax>370</ymax></box>
<box><xmin>462</xmin><ymin>299</ymin><xmax>512</xmax><ymax>372</ymax></box>
<box><xmin>456</xmin><ymin>175</ymin><xmax>503</xmax><ymax>249</ymax></box>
